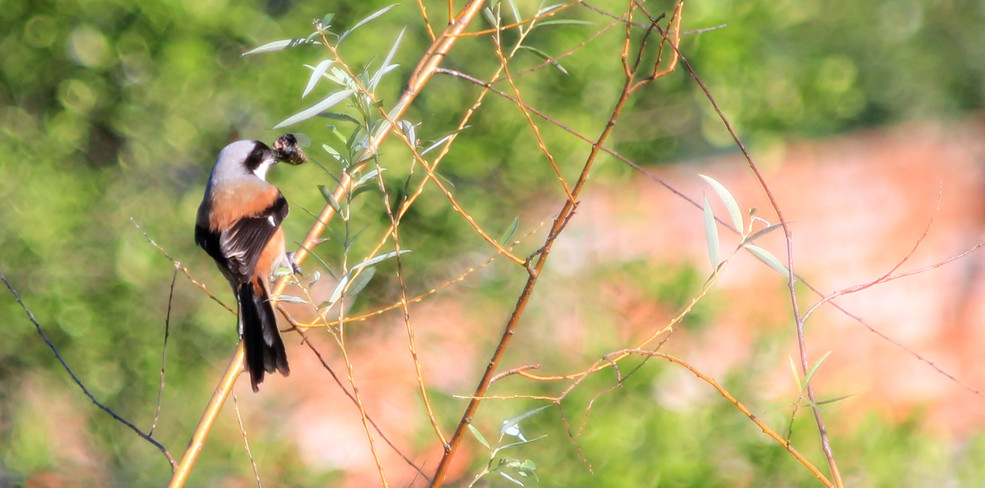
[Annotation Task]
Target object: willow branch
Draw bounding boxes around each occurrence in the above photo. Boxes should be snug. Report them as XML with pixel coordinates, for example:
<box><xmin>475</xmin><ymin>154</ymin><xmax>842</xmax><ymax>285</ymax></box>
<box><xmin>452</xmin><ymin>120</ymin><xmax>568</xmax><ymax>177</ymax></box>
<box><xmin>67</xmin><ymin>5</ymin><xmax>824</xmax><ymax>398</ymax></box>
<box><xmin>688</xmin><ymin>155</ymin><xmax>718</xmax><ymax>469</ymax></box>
<box><xmin>167</xmin><ymin>2</ymin><xmax>488</xmax><ymax>485</ymax></box>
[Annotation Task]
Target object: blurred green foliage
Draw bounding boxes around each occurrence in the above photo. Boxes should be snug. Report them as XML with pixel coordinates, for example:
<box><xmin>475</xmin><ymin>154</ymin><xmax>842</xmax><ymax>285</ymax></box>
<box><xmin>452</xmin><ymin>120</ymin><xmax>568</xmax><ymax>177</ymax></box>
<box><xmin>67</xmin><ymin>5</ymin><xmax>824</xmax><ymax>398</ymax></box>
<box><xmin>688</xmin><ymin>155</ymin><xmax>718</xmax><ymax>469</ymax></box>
<box><xmin>2</xmin><ymin>0</ymin><xmax>985</xmax><ymax>485</ymax></box>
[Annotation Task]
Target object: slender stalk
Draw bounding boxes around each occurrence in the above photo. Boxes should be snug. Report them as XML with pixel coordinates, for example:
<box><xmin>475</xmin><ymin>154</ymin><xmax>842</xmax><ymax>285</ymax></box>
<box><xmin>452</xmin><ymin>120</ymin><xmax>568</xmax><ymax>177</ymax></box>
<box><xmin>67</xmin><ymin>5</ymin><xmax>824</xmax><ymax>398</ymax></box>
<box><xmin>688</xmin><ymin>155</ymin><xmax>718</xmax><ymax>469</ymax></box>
<box><xmin>668</xmin><ymin>33</ymin><xmax>844</xmax><ymax>488</ymax></box>
<box><xmin>427</xmin><ymin>12</ymin><xmax>659</xmax><ymax>479</ymax></box>
<box><xmin>166</xmin><ymin>345</ymin><xmax>244</xmax><ymax>486</ymax></box>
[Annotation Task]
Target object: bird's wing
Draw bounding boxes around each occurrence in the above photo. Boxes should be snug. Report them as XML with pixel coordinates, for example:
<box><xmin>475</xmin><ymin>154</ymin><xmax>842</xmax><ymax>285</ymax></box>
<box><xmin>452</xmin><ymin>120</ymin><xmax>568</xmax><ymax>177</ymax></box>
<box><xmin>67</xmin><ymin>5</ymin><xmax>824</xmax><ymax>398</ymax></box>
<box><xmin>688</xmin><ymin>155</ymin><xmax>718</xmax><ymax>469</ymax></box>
<box><xmin>218</xmin><ymin>193</ymin><xmax>289</xmax><ymax>283</ymax></box>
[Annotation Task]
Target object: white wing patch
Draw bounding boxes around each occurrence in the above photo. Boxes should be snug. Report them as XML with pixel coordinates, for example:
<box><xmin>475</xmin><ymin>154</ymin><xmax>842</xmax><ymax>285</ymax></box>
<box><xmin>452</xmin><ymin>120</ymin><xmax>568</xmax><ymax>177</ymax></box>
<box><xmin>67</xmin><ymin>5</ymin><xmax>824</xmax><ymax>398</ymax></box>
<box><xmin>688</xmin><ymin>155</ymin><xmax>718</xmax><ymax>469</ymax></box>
<box><xmin>267</xmin><ymin>215</ymin><xmax>276</xmax><ymax>226</ymax></box>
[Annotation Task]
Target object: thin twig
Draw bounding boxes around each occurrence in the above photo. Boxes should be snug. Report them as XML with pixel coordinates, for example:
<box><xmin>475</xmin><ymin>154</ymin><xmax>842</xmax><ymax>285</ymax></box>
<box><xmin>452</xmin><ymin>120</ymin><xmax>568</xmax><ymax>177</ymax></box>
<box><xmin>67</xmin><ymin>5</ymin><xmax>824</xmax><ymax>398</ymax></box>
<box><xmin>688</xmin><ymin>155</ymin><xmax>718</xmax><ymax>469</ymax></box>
<box><xmin>332</xmin><ymin>294</ymin><xmax>390</xmax><ymax>487</ymax></box>
<box><xmin>491</xmin><ymin>11</ymin><xmax>575</xmax><ymax>203</ymax></box>
<box><xmin>581</xmin><ymin>0</ymin><xmax>724</xmax><ymax>34</ymax></box>
<box><xmin>0</xmin><ymin>266</ymin><xmax>177</xmax><ymax>469</ymax></box>
<box><xmin>298</xmin><ymin>221</ymin><xmax>546</xmax><ymax>330</ymax></box>
<box><xmin>428</xmin><ymin>4</ymin><xmax>684</xmax><ymax>485</ymax></box>
<box><xmin>390</xmin><ymin>73</ymin><xmax>985</xmax><ymax>400</ymax></box>
<box><xmin>149</xmin><ymin>266</ymin><xmax>177</xmax><ymax>436</ymax></box>
<box><xmin>290</xmin><ymin>323</ymin><xmax>432</xmax><ymax>482</ymax></box>
<box><xmin>630</xmin><ymin>350</ymin><xmax>835</xmax><ymax>487</ymax></box>
<box><xmin>434</xmin><ymin>67</ymin><xmax>714</xmax><ymax>230</ymax></box>
<box><xmin>414</xmin><ymin>0</ymin><xmax>436</xmax><ymax>41</ymax></box>
<box><xmin>460</xmin><ymin>0</ymin><xmax>584</xmax><ymax>37</ymax></box>
<box><xmin>665</xmin><ymin>27</ymin><xmax>844</xmax><ymax>487</ymax></box>
<box><xmin>372</xmin><ymin>156</ymin><xmax>448</xmax><ymax>447</ymax></box>
<box><xmin>132</xmin><ymin>218</ymin><xmax>235</xmax><ymax>315</ymax></box>
<box><xmin>232</xmin><ymin>394</ymin><xmax>263</xmax><ymax>487</ymax></box>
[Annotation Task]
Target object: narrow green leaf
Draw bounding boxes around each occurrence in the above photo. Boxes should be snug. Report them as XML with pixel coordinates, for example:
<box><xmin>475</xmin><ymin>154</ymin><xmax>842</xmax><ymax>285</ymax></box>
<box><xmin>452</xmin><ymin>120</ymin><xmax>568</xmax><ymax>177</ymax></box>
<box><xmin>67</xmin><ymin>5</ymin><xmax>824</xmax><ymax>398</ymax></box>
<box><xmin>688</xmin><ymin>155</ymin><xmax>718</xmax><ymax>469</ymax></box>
<box><xmin>742</xmin><ymin>223</ymin><xmax>783</xmax><ymax>245</ymax></box>
<box><xmin>354</xmin><ymin>168</ymin><xmax>384</xmax><ymax>189</ymax></box>
<box><xmin>317</xmin><ymin>112</ymin><xmax>362</xmax><ymax>125</ymax></box>
<box><xmin>419</xmin><ymin>126</ymin><xmax>470</xmax><ymax>156</ymax></box>
<box><xmin>369</xmin><ymin>28</ymin><xmax>405</xmax><ymax>90</ymax></box>
<box><xmin>501</xmin><ymin>405</ymin><xmax>550</xmax><ymax>436</ymax></box>
<box><xmin>815</xmin><ymin>393</ymin><xmax>858</xmax><ymax>406</ymax></box>
<box><xmin>350</xmin><ymin>168</ymin><xmax>385</xmax><ymax>200</ymax></box>
<box><xmin>508</xmin><ymin>461</ymin><xmax>527</xmax><ymax>471</ymax></box>
<box><xmin>788</xmin><ymin>356</ymin><xmax>802</xmax><ymax>390</ymax></box>
<box><xmin>323</xmin><ymin>125</ymin><xmax>353</xmax><ymax>166</ymax></box>
<box><xmin>345</xmin><ymin>127</ymin><xmax>371</xmax><ymax>162</ymax></box>
<box><xmin>345</xmin><ymin>225</ymin><xmax>368</xmax><ymax>252</ymax></box>
<box><xmin>350</xmin><ymin>183</ymin><xmax>379</xmax><ymax>201</ymax></box>
<box><xmin>242</xmin><ymin>38</ymin><xmax>315</xmax><ymax>56</ymax></box>
<box><xmin>269</xmin><ymin>294</ymin><xmax>307</xmax><ymax>304</ymax></box>
<box><xmin>325</xmin><ymin>66</ymin><xmax>352</xmax><ymax>86</ymax></box>
<box><xmin>499</xmin><ymin>434</ymin><xmax>547</xmax><ymax>451</ymax></box>
<box><xmin>699</xmin><ymin>174</ymin><xmax>744</xmax><ymax>232</ymax></box>
<box><xmin>702</xmin><ymin>195</ymin><xmax>719</xmax><ymax>269</ymax></box>
<box><xmin>275</xmin><ymin>89</ymin><xmax>355</xmax><ymax>129</ymax></box>
<box><xmin>326</xmin><ymin>273</ymin><xmax>350</xmax><ymax>309</ymax></box>
<box><xmin>468</xmin><ymin>424</ymin><xmax>491</xmax><ymax>450</ymax></box>
<box><xmin>502</xmin><ymin>422</ymin><xmax>526</xmax><ymax>441</ymax></box>
<box><xmin>431</xmin><ymin>169</ymin><xmax>456</xmax><ymax>190</ymax></box>
<box><xmin>320</xmin><ymin>145</ymin><xmax>344</xmax><ymax>166</ymax></box>
<box><xmin>345</xmin><ymin>266</ymin><xmax>376</xmax><ymax>298</ymax></box>
<box><xmin>499</xmin><ymin>216</ymin><xmax>520</xmax><ymax>245</ymax></box>
<box><xmin>350</xmin><ymin>69</ymin><xmax>368</xmax><ymax>90</ymax></box>
<box><xmin>371</xmin><ymin>64</ymin><xmax>400</xmax><ymax>89</ymax></box>
<box><xmin>500</xmin><ymin>472</ymin><xmax>524</xmax><ymax>486</ymax></box>
<box><xmin>482</xmin><ymin>6</ymin><xmax>498</xmax><ymax>26</ymax></box>
<box><xmin>351</xmin><ymin>249</ymin><xmax>411</xmax><ymax>272</ymax></box>
<box><xmin>517</xmin><ymin>46</ymin><xmax>568</xmax><ymax>75</ymax></box>
<box><xmin>538</xmin><ymin>19</ymin><xmax>595</xmax><ymax>27</ymax></box>
<box><xmin>744</xmin><ymin>243</ymin><xmax>790</xmax><ymax>277</ymax></box>
<box><xmin>801</xmin><ymin>351</ymin><xmax>832</xmax><ymax>392</ymax></box>
<box><xmin>303</xmin><ymin>60</ymin><xmax>334</xmax><ymax>98</ymax></box>
<box><xmin>339</xmin><ymin>4</ymin><xmax>398</xmax><ymax>43</ymax></box>
<box><xmin>421</xmin><ymin>134</ymin><xmax>453</xmax><ymax>156</ymax></box>
<box><xmin>538</xmin><ymin>3</ymin><xmax>563</xmax><ymax>15</ymax></box>
<box><xmin>294</xmin><ymin>240</ymin><xmax>334</xmax><ymax>278</ymax></box>
<box><xmin>397</xmin><ymin>120</ymin><xmax>418</xmax><ymax>147</ymax></box>
<box><xmin>507</xmin><ymin>0</ymin><xmax>522</xmax><ymax>24</ymax></box>
<box><xmin>318</xmin><ymin>185</ymin><xmax>341</xmax><ymax>213</ymax></box>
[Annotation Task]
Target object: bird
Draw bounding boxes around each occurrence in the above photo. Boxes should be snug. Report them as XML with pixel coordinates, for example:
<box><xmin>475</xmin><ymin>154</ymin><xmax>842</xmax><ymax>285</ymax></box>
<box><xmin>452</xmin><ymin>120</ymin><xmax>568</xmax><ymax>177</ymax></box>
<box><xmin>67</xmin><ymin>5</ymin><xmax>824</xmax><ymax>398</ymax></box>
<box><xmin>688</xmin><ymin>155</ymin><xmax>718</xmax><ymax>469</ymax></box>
<box><xmin>195</xmin><ymin>134</ymin><xmax>306</xmax><ymax>391</ymax></box>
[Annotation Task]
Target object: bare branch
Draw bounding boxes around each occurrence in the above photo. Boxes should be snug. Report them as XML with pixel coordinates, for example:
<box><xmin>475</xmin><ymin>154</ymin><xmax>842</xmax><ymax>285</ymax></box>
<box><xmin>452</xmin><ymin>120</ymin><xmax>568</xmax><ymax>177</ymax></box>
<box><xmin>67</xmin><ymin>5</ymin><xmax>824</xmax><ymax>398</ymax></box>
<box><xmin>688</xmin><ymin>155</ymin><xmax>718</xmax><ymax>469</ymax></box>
<box><xmin>1</xmin><ymin>267</ymin><xmax>177</xmax><ymax>470</ymax></box>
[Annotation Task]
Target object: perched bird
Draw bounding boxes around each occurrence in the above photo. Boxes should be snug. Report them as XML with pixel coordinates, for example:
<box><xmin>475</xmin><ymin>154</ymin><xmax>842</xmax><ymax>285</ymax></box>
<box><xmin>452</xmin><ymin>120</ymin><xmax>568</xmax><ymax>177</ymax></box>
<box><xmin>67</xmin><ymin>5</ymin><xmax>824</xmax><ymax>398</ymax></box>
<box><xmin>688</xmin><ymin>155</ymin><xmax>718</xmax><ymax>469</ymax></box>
<box><xmin>195</xmin><ymin>134</ymin><xmax>306</xmax><ymax>391</ymax></box>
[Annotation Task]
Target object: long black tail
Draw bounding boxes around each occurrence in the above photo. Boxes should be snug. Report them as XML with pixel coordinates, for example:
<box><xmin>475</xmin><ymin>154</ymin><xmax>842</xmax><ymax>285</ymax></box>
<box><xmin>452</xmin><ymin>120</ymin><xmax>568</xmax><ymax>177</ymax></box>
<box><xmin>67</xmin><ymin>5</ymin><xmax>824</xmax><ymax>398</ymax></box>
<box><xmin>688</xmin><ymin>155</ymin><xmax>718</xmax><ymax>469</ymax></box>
<box><xmin>238</xmin><ymin>280</ymin><xmax>290</xmax><ymax>392</ymax></box>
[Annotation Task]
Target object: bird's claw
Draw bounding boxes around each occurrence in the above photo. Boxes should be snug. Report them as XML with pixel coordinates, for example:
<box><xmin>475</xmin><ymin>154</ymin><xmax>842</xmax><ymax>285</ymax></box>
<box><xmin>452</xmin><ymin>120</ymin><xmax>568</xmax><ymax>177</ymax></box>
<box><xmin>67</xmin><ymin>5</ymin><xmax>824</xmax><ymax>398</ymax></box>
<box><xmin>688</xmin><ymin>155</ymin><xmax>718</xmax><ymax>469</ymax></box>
<box><xmin>287</xmin><ymin>251</ymin><xmax>302</xmax><ymax>275</ymax></box>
